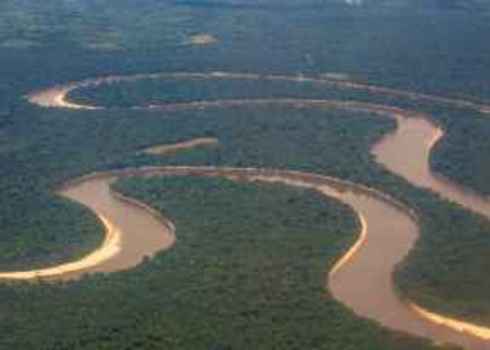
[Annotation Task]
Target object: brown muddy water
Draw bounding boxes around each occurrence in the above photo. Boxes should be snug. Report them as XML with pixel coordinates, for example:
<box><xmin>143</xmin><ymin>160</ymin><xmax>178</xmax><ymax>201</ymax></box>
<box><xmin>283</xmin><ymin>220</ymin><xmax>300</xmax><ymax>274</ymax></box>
<box><xmin>0</xmin><ymin>177</ymin><xmax>175</xmax><ymax>280</ymax></box>
<box><xmin>373</xmin><ymin>114</ymin><xmax>490</xmax><ymax>219</ymax></box>
<box><xmin>18</xmin><ymin>73</ymin><xmax>490</xmax><ymax>348</ymax></box>
<box><xmin>62</xmin><ymin>164</ymin><xmax>490</xmax><ymax>348</ymax></box>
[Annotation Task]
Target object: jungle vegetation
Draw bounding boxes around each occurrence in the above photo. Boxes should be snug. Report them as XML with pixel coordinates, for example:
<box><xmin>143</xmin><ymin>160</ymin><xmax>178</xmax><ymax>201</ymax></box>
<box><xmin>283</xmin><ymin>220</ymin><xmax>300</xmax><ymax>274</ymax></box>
<box><xmin>0</xmin><ymin>176</ymin><xmax>456</xmax><ymax>349</ymax></box>
<box><xmin>1</xmin><ymin>0</ymin><xmax>490</xmax><ymax>348</ymax></box>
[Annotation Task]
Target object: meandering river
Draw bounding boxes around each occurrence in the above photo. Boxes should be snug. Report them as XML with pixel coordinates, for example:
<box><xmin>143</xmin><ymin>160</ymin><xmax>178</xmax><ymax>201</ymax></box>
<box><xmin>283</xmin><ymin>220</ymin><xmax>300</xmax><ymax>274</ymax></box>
<box><xmin>16</xmin><ymin>72</ymin><xmax>490</xmax><ymax>348</ymax></box>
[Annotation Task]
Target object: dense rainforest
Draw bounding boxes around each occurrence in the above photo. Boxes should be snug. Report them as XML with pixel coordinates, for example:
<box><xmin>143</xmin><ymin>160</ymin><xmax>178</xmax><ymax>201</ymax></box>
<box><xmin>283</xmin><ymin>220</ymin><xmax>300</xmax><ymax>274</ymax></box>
<box><xmin>0</xmin><ymin>177</ymin><xmax>453</xmax><ymax>350</ymax></box>
<box><xmin>1</xmin><ymin>0</ymin><xmax>490</xmax><ymax>348</ymax></box>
